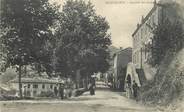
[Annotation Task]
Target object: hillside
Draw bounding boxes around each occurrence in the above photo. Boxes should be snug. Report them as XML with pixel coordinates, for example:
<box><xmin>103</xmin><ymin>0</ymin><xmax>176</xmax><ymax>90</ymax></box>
<box><xmin>139</xmin><ymin>48</ymin><xmax>184</xmax><ymax>108</ymax></box>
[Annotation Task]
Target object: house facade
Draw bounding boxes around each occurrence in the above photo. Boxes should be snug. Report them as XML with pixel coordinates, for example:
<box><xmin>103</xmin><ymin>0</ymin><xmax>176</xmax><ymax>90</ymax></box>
<box><xmin>11</xmin><ymin>77</ymin><xmax>64</xmax><ymax>97</ymax></box>
<box><xmin>132</xmin><ymin>0</ymin><xmax>178</xmax><ymax>82</ymax></box>
<box><xmin>132</xmin><ymin>1</ymin><xmax>162</xmax><ymax>69</ymax></box>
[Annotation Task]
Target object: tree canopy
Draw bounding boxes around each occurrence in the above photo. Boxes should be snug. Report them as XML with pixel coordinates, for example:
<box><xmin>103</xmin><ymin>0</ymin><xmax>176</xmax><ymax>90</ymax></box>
<box><xmin>148</xmin><ymin>19</ymin><xmax>184</xmax><ymax>66</ymax></box>
<box><xmin>55</xmin><ymin>0</ymin><xmax>111</xmax><ymax>78</ymax></box>
<box><xmin>0</xmin><ymin>0</ymin><xmax>59</xmax><ymax>71</ymax></box>
<box><xmin>0</xmin><ymin>0</ymin><xmax>60</xmax><ymax>97</ymax></box>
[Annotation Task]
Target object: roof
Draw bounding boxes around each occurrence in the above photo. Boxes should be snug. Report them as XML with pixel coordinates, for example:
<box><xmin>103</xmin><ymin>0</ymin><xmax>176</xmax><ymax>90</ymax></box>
<box><xmin>132</xmin><ymin>4</ymin><xmax>158</xmax><ymax>37</ymax></box>
<box><xmin>10</xmin><ymin>77</ymin><xmax>64</xmax><ymax>84</ymax></box>
<box><xmin>0</xmin><ymin>85</ymin><xmax>11</xmax><ymax>91</ymax></box>
<box><xmin>132</xmin><ymin>1</ymin><xmax>176</xmax><ymax>37</ymax></box>
<box><xmin>114</xmin><ymin>47</ymin><xmax>132</xmax><ymax>56</ymax></box>
<box><xmin>114</xmin><ymin>47</ymin><xmax>132</xmax><ymax>69</ymax></box>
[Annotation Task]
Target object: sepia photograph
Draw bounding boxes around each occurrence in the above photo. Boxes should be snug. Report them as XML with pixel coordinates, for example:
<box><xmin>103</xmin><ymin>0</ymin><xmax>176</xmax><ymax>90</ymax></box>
<box><xmin>0</xmin><ymin>0</ymin><xmax>184</xmax><ymax>112</ymax></box>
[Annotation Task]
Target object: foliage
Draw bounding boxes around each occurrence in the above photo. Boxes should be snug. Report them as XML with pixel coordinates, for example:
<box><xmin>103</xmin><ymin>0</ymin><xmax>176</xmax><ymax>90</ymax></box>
<box><xmin>0</xmin><ymin>0</ymin><xmax>59</xmax><ymax>70</ymax></box>
<box><xmin>55</xmin><ymin>0</ymin><xmax>111</xmax><ymax>78</ymax></box>
<box><xmin>147</xmin><ymin>19</ymin><xmax>184</xmax><ymax>66</ymax></box>
<box><xmin>139</xmin><ymin>49</ymin><xmax>184</xmax><ymax>105</ymax></box>
<box><xmin>0</xmin><ymin>68</ymin><xmax>17</xmax><ymax>84</ymax></box>
<box><xmin>147</xmin><ymin>2</ymin><xmax>184</xmax><ymax>66</ymax></box>
<box><xmin>141</xmin><ymin>2</ymin><xmax>184</xmax><ymax>106</ymax></box>
<box><xmin>0</xmin><ymin>0</ymin><xmax>60</xmax><ymax>97</ymax></box>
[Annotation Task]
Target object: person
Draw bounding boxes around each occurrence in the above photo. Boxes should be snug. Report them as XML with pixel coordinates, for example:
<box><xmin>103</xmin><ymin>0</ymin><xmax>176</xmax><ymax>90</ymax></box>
<box><xmin>89</xmin><ymin>83</ymin><xmax>95</xmax><ymax>95</ymax></box>
<box><xmin>59</xmin><ymin>84</ymin><xmax>64</xmax><ymax>99</ymax></box>
<box><xmin>54</xmin><ymin>86</ymin><xmax>58</xmax><ymax>97</ymax></box>
<box><xmin>125</xmin><ymin>81</ymin><xmax>132</xmax><ymax>99</ymax></box>
<box><xmin>119</xmin><ymin>78</ymin><xmax>123</xmax><ymax>91</ymax></box>
<box><xmin>132</xmin><ymin>80</ymin><xmax>139</xmax><ymax>101</ymax></box>
<box><xmin>91</xmin><ymin>77</ymin><xmax>96</xmax><ymax>87</ymax></box>
<box><xmin>127</xmin><ymin>74</ymin><xmax>131</xmax><ymax>85</ymax></box>
<box><xmin>89</xmin><ymin>77</ymin><xmax>95</xmax><ymax>95</ymax></box>
<box><xmin>23</xmin><ymin>86</ymin><xmax>27</xmax><ymax>97</ymax></box>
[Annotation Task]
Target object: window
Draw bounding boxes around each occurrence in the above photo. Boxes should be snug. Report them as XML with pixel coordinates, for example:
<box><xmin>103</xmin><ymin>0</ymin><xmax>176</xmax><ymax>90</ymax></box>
<box><xmin>27</xmin><ymin>84</ymin><xmax>30</xmax><ymax>88</ymax></box>
<box><xmin>27</xmin><ymin>91</ymin><xmax>31</xmax><ymax>96</ymax></box>
<box><xmin>50</xmin><ymin>85</ymin><xmax>53</xmax><ymax>89</ymax></box>
<box><xmin>42</xmin><ymin>84</ymin><xmax>45</xmax><ymax>89</ymax></box>
<box><xmin>152</xmin><ymin>15</ymin><xmax>155</xmax><ymax>26</ymax></box>
<box><xmin>33</xmin><ymin>84</ymin><xmax>38</xmax><ymax>88</ymax></box>
<box><xmin>33</xmin><ymin>91</ymin><xmax>37</xmax><ymax>96</ymax></box>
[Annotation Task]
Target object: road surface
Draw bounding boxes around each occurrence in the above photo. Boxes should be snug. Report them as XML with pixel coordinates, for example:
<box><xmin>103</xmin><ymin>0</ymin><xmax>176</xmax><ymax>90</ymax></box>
<box><xmin>0</xmin><ymin>81</ymin><xmax>160</xmax><ymax>112</ymax></box>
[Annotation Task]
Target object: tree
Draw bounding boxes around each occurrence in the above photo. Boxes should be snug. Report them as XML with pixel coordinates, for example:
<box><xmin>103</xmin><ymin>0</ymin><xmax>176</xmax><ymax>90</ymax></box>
<box><xmin>147</xmin><ymin>19</ymin><xmax>184</xmax><ymax>66</ymax></box>
<box><xmin>0</xmin><ymin>0</ymin><xmax>59</xmax><ymax>98</ymax></box>
<box><xmin>55</xmin><ymin>0</ymin><xmax>111</xmax><ymax>87</ymax></box>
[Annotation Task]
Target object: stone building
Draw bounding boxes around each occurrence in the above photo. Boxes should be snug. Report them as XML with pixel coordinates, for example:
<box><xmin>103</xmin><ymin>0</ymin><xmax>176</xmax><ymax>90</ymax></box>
<box><xmin>131</xmin><ymin>0</ymin><xmax>178</xmax><ymax>82</ymax></box>
<box><xmin>132</xmin><ymin>0</ymin><xmax>161</xmax><ymax>69</ymax></box>
<box><xmin>113</xmin><ymin>47</ymin><xmax>132</xmax><ymax>90</ymax></box>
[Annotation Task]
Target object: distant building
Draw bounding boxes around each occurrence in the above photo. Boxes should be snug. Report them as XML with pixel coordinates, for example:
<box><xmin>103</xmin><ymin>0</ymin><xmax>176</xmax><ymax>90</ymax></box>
<box><xmin>113</xmin><ymin>47</ymin><xmax>132</xmax><ymax>90</ymax></box>
<box><xmin>10</xmin><ymin>77</ymin><xmax>64</xmax><ymax>97</ymax></box>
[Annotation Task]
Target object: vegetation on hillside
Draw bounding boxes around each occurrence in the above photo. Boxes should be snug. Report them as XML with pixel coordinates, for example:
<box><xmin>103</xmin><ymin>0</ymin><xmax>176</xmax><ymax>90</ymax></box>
<box><xmin>140</xmin><ymin>3</ymin><xmax>184</xmax><ymax>105</ymax></box>
<box><xmin>147</xmin><ymin>19</ymin><xmax>184</xmax><ymax>66</ymax></box>
<box><xmin>139</xmin><ymin>50</ymin><xmax>184</xmax><ymax>105</ymax></box>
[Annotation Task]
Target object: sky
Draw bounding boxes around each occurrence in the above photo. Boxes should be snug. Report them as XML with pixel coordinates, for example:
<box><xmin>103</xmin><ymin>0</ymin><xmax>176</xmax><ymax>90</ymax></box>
<box><xmin>52</xmin><ymin>0</ymin><xmax>155</xmax><ymax>48</ymax></box>
<box><xmin>90</xmin><ymin>0</ymin><xmax>154</xmax><ymax>48</ymax></box>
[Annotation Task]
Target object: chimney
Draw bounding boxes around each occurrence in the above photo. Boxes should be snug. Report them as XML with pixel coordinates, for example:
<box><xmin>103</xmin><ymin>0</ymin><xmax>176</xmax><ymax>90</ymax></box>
<box><xmin>154</xmin><ymin>0</ymin><xmax>157</xmax><ymax>5</ymax></box>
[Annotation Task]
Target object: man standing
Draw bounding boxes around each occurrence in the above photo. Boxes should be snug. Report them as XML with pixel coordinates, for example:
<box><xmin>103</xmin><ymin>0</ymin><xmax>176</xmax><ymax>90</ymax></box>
<box><xmin>125</xmin><ymin>81</ymin><xmax>132</xmax><ymax>98</ymax></box>
<box><xmin>59</xmin><ymin>84</ymin><xmax>64</xmax><ymax>99</ymax></box>
<box><xmin>89</xmin><ymin>77</ymin><xmax>96</xmax><ymax>95</ymax></box>
<box><xmin>23</xmin><ymin>86</ymin><xmax>27</xmax><ymax>97</ymax></box>
<box><xmin>89</xmin><ymin>83</ymin><xmax>95</xmax><ymax>95</ymax></box>
<box><xmin>132</xmin><ymin>80</ymin><xmax>139</xmax><ymax>101</ymax></box>
<box><xmin>54</xmin><ymin>86</ymin><xmax>58</xmax><ymax>97</ymax></box>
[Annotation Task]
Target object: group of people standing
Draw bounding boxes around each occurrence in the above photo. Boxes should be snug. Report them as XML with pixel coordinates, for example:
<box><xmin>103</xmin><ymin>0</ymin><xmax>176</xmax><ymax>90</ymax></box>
<box><xmin>53</xmin><ymin>82</ymin><xmax>73</xmax><ymax>99</ymax></box>
<box><xmin>54</xmin><ymin>84</ymin><xmax>65</xmax><ymax>99</ymax></box>
<box><xmin>125</xmin><ymin>75</ymin><xmax>139</xmax><ymax>100</ymax></box>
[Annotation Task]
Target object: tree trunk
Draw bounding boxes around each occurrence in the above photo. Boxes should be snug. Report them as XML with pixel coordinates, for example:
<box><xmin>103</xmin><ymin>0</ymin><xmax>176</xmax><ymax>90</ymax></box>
<box><xmin>24</xmin><ymin>65</ymin><xmax>27</xmax><ymax>76</ymax></box>
<box><xmin>85</xmin><ymin>75</ymin><xmax>89</xmax><ymax>89</ymax></box>
<box><xmin>38</xmin><ymin>62</ymin><xmax>41</xmax><ymax>76</ymax></box>
<box><xmin>75</xmin><ymin>69</ymin><xmax>81</xmax><ymax>89</ymax></box>
<box><xmin>18</xmin><ymin>65</ymin><xmax>22</xmax><ymax>99</ymax></box>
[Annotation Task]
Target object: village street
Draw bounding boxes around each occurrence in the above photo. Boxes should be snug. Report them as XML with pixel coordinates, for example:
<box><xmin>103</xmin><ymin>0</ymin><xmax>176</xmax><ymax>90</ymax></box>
<box><xmin>0</xmin><ymin>81</ymin><xmax>161</xmax><ymax>112</ymax></box>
